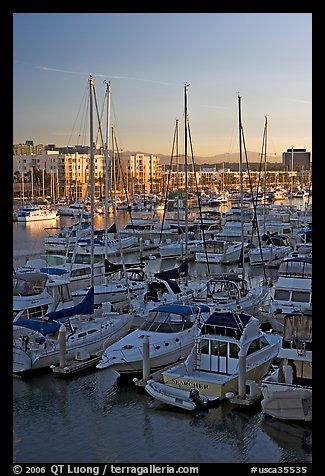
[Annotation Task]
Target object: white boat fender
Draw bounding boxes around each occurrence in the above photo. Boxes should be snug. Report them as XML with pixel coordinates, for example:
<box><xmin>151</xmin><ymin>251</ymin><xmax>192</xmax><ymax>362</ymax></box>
<box><xmin>225</xmin><ymin>392</ymin><xmax>235</xmax><ymax>400</ymax></box>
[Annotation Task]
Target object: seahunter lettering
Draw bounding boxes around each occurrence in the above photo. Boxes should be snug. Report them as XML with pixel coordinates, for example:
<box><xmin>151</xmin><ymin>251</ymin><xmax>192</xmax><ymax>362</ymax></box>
<box><xmin>170</xmin><ymin>378</ymin><xmax>209</xmax><ymax>390</ymax></box>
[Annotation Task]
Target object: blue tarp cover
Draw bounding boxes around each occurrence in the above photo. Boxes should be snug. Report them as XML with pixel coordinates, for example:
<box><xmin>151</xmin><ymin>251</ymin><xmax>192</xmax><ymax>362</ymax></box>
<box><xmin>13</xmin><ymin>319</ymin><xmax>61</xmax><ymax>336</ymax></box>
<box><xmin>45</xmin><ymin>286</ymin><xmax>94</xmax><ymax>320</ymax></box>
<box><xmin>154</xmin><ymin>260</ymin><xmax>188</xmax><ymax>280</ymax></box>
<box><xmin>203</xmin><ymin>311</ymin><xmax>251</xmax><ymax>337</ymax></box>
<box><xmin>153</xmin><ymin>303</ymin><xmax>209</xmax><ymax>316</ymax></box>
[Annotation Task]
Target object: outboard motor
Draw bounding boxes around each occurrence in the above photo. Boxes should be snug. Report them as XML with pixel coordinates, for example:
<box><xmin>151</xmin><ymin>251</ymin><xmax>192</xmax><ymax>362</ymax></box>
<box><xmin>189</xmin><ymin>389</ymin><xmax>207</xmax><ymax>409</ymax></box>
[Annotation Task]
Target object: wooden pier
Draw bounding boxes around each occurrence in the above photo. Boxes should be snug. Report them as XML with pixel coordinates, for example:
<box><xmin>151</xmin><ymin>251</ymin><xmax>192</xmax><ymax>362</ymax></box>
<box><xmin>51</xmin><ymin>352</ymin><xmax>101</xmax><ymax>378</ymax></box>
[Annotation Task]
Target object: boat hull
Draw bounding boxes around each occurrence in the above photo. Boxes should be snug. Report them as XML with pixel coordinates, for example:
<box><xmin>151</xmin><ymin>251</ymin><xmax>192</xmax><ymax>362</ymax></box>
<box><xmin>162</xmin><ymin>360</ymin><xmax>274</xmax><ymax>400</ymax></box>
<box><xmin>145</xmin><ymin>379</ymin><xmax>210</xmax><ymax>411</ymax></box>
<box><xmin>13</xmin><ymin>316</ymin><xmax>133</xmax><ymax>373</ymax></box>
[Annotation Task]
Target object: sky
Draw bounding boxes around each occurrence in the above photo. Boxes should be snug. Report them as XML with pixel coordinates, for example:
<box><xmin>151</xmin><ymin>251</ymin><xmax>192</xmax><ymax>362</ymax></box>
<box><xmin>13</xmin><ymin>12</ymin><xmax>312</xmax><ymax>158</ymax></box>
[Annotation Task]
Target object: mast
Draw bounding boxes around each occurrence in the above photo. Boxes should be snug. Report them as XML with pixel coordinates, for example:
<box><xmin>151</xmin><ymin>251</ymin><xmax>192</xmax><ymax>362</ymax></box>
<box><xmin>238</xmin><ymin>95</ymin><xmax>245</xmax><ymax>279</ymax></box>
<box><xmin>89</xmin><ymin>75</ymin><xmax>95</xmax><ymax>287</ymax></box>
<box><xmin>21</xmin><ymin>158</ymin><xmax>24</xmax><ymax>205</ymax></box>
<box><xmin>104</xmin><ymin>80</ymin><xmax>111</xmax><ymax>270</ymax></box>
<box><xmin>184</xmin><ymin>83</ymin><xmax>189</xmax><ymax>259</ymax></box>
<box><xmin>291</xmin><ymin>145</ymin><xmax>294</xmax><ymax>197</ymax></box>
<box><xmin>42</xmin><ymin>168</ymin><xmax>45</xmax><ymax>201</ymax></box>
<box><xmin>31</xmin><ymin>166</ymin><xmax>34</xmax><ymax>202</ymax></box>
<box><xmin>175</xmin><ymin>118</ymin><xmax>180</xmax><ymax>244</ymax></box>
<box><xmin>262</xmin><ymin>115</ymin><xmax>268</xmax><ymax>233</ymax></box>
<box><xmin>111</xmin><ymin>126</ymin><xmax>133</xmax><ymax>310</ymax></box>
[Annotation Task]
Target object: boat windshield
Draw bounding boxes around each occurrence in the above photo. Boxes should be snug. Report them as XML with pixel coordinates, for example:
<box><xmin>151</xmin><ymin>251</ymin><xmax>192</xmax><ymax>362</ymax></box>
<box><xmin>140</xmin><ymin>310</ymin><xmax>194</xmax><ymax>333</ymax></box>
<box><xmin>13</xmin><ymin>273</ymin><xmax>47</xmax><ymax>296</ymax></box>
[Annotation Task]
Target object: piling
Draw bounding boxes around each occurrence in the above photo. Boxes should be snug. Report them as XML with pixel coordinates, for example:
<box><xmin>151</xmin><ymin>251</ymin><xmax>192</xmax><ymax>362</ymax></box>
<box><xmin>142</xmin><ymin>335</ymin><xmax>150</xmax><ymax>382</ymax></box>
<box><xmin>238</xmin><ymin>350</ymin><xmax>247</xmax><ymax>399</ymax></box>
<box><xmin>59</xmin><ymin>324</ymin><xmax>67</xmax><ymax>368</ymax></box>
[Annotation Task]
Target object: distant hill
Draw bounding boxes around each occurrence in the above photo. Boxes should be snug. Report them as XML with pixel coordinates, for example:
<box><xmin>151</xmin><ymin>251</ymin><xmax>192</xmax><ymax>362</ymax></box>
<box><xmin>121</xmin><ymin>151</ymin><xmax>282</xmax><ymax>165</ymax></box>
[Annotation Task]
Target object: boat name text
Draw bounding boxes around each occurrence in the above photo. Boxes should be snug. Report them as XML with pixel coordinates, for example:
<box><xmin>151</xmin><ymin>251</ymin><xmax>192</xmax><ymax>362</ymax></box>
<box><xmin>169</xmin><ymin>378</ymin><xmax>209</xmax><ymax>390</ymax></box>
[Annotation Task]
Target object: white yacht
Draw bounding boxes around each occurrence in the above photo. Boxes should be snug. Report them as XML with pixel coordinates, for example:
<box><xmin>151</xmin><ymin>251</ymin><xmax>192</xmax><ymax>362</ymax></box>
<box><xmin>145</xmin><ymin>310</ymin><xmax>282</xmax><ymax>411</ymax></box>
<box><xmin>17</xmin><ymin>206</ymin><xmax>58</xmax><ymax>222</ymax></box>
<box><xmin>263</xmin><ymin>256</ymin><xmax>312</xmax><ymax>332</ymax></box>
<box><xmin>249</xmin><ymin>234</ymin><xmax>293</xmax><ymax>267</ymax></box>
<box><xmin>17</xmin><ymin>253</ymin><xmax>105</xmax><ymax>292</ymax></box>
<box><xmin>96</xmin><ymin>302</ymin><xmax>211</xmax><ymax>374</ymax></box>
<box><xmin>43</xmin><ymin>220</ymin><xmax>94</xmax><ymax>253</ymax></box>
<box><xmin>193</xmin><ymin>273</ymin><xmax>269</xmax><ymax>316</ymax></box>
<box><xmin>195</xmin><ymin>239</ymin><xmax>246</xmax><ymax>264</ymax></box>
<box><xmin>13</xmin><ymin>271</ymin><xmax>73</xmax><ymax>325</ymax></box>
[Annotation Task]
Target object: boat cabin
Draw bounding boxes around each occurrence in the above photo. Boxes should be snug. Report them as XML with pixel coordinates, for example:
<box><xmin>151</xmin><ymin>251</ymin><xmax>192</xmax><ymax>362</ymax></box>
<box><xmin>197</xmin><ymin>311</ymin><xmax>269</xmax><ymax>375</ymax></box>
<box><xmin>139</xmin><ymin>303</ymin><xmax>209</xmax><ymax>333</ymax></box>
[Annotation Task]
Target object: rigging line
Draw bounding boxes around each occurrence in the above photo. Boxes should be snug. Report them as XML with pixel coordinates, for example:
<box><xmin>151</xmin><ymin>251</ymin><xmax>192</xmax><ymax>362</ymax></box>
<box><xmin>247</xmin><ymin>116</ymin><xmax>267</xmax><ymax>247</ymax></box>
<box><xmin>110</xmin><ymin>98</ymin><xmax>125</xmax><ymax>156</ymax></box>
<box><xmin>158</xmin><ymin>119</ymin><xmax>178</xmax><ymax>246</ymax></box>
<box><xmin>112</xmin><ymin>132</ymin><xmax>135</xmax><ymax>232</ymax></box>
<box><xmin>114</xmin><ymin>136</ymin><xmax>131</xmax><ymax>213</ymax></box>
<box><xmin>226</xmin><ymin>104</ymin><xmax>238</xmax><ymax>155</ymax></box>
<box><xmin>93</xmin><ymin>85</ymin><xmax>107</xmax><ymax>148</ymax></box>
<box><xmin>187</xmin><ymin>121</ymin><xmax>210</xmax><ymax>275</ymax></box>
<box><xmin>66</xmin><ymin>160</ymin><xmax>92</xmax><ymax>278</ymax></box>
<box><xmin>240</xmin><ymin>126</ymin><xmax>268</xmax><ymax>285</ymax></box>
<box><xmin>111</xmin><ymin>128</ymin><xmax>133</xmax><ymax>311</ymax></box>
<box><xmin>65</xmin><ymin>83</ymin><xmax>89</xmax><ymax>149</ymax></box>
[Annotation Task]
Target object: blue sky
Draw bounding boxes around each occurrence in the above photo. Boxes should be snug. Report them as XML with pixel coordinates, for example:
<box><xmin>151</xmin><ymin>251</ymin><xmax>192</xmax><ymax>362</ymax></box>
<box><xmin>13</xmin><ymin>13</ymin><xmax>312</xmax><ymax>158</ymax></box>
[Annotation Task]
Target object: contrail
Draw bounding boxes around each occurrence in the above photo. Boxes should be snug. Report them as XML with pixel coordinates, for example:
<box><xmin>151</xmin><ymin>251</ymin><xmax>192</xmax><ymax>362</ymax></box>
<box><xmin>287</xmin><ymin>98</ymin><xmax>311</xmax><ymax>105</ymax></box>
<box><xmin>32</xmin><ymin>63</ymin><xmax>169</xmax><ymax>85</ymax></box>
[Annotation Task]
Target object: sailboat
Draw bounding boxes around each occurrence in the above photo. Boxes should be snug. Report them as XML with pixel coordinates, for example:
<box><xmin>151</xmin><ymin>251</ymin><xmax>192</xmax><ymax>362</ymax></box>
<box><xmin>13</xmin><ymin>76</ymin><xmax>134</xmax><ymax>374</ymax></box>
<box><xmin>158</xmin><ymin>117</ymin><xmax>202</xmax><ymax>259</ymax></box>
<box><xmin>194</xmin><ymin>97</ymin><xmax>269</xmax><ymax>314</ymax></box>
<box><xmin>13</xmin><ymin>285</ymin><xmax>134</xmax><ymax>374</ymax></box>
<box><xmin>71</xmin><ymin>81</ymin><xmax>145</xmax><ymax>311</ymax></box>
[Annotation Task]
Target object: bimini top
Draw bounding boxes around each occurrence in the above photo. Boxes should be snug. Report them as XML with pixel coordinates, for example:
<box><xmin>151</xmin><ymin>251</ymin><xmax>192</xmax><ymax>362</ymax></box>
<box><xmin>202</xmin><ymin>311</ymin><xmax>252</xmax><ymax>338</ymax></box>
<box><xmin>278</xmin><ymin>257</ymin><xmax>312</xmax><ymax>277</ymax></box>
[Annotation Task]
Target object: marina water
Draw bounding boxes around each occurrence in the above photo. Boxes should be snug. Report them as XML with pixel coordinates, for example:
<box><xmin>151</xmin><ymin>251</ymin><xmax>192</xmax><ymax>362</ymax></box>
<box><xmin>12</xmin><ymin>205</ymin><xmax>312</xmax><ymax>464</ymax></box>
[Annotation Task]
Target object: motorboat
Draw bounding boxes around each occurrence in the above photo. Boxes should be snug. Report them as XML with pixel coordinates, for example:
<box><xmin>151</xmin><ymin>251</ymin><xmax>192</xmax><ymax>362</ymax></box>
<box><xmin>260</xmin><ymin>310</ymin><xmax>312</xmax><ymax>422</ymax></box>
<box><xmin>159</xmin><ymin>239</ymin><xmax>202</xmax><ymax>259</ymax></box>
<box><xmin>249</xmin><ymin>234</ymin><xmax>293</xmax><ymax>267</ymax></box>
<box><xmin>43</xmin><ymin>220</ymin><xmax>94</xmax><ymax>253</ymax></box>
<box><xmin>195</xmin><ymin>239</ymin><xmax>246</xmax><ymax>264</ymax></box>
<box><xmin>96</xmin><ymin>302</ymin><xmax>211</xmax><ymax>374</ymax></box>
<box><xmin>193</xmin><ymin>273</ymin><xmax>269</xmax><ymax>316</ymax></box>
<box><xmin>145</xmin><ymin>380</ymin><xmax>209</xmax><ymax>411</ymax></box>
<box><xmin>17</xmin><ymin>253</ymin><xmax>105</xmax><ymax>292</ymax></box>
<box><xmin>13</xmin><ymin>287</ymin><xmax>134</xmax><ymax>374</ymax></box>
<box><xmin>13</xmin><ymin>271</ymin><xmax>74</xmax><ymax>325</ymax></box>
<box><xmin>262</xmin><ymin>256</ymin><xmax>312</xmax><ymax>332</ymax></box>
<box><xmin>145</xmin><ymin>310</ymin><xmax>282</xmax><ymax>411</ymax></box>
<box><xmin>16</xmin><ymin>206</ymin><xmax>58</xmax><ymax>222</ymax></box>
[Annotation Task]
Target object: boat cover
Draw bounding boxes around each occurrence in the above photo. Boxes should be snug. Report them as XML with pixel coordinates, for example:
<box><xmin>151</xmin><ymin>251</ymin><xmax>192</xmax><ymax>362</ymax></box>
<box><xmin>13</xmin><ymin>318</ymin><xmax>61</xmax><ymax>336</ymax></box>
<box><xmin>154</xmin><ymin>260</ymin><xmax>188</xmax><ymax>280</ymax></box>
<box><xmin>39</xmin><ymin>267</ymin><xmax>67</xmax><ymax>276</ymax></box>
<box><xmin>45</xmin><ymin>286</ymin><xmax>94</xmax><ymax>320</ymax></box>
<box><xmin>203</xmin><ymin>311</ymin><xmax>251</xmax><ymax>337</ymax></box>
<box><xmin>153</xmin><ymin>303</ymin><xmax>210</xmax><ymax>316</ymax></box>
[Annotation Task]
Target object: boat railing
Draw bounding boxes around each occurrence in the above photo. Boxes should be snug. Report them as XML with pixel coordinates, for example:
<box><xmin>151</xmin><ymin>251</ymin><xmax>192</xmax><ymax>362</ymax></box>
<box><xmin>202</xmin><ymin>322</ymin><xmax>242</xmax><ymax>339</ymax></box>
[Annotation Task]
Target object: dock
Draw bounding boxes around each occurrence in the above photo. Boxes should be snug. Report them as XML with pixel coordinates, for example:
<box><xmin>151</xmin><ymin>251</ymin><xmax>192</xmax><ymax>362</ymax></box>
<box><xmin>51</xmin><ymin>352</ymin><xmax>102</xmax><ymax>378</ymax></box>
